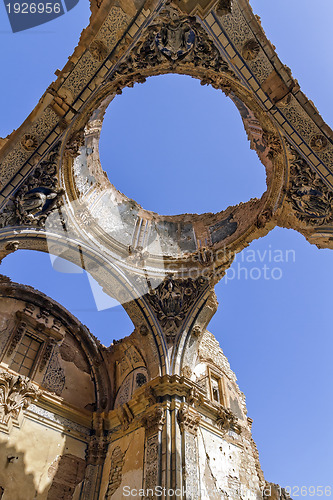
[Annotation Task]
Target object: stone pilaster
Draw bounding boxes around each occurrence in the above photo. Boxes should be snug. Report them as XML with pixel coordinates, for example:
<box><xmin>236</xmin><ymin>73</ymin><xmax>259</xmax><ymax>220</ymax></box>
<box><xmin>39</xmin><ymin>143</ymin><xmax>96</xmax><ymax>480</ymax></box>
<box><xmin>177</xmin><ymin>403</ymin><xmax>201</xmax><ymax>499</ymax></box>
<box><xmin>80</xmin><ymin>414</ymin><xmax>108</xmax><ymax>500</ymax></box>
<box><xmin>141</xmin><ymin>405</ymin><xmax>166</xmax><ymax>499</ymax></box>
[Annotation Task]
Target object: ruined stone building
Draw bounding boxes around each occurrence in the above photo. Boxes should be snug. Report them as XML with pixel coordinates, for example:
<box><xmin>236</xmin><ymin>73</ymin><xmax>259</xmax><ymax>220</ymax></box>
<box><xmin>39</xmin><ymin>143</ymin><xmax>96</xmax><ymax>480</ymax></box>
<box><xmin>0</xmin><ymin>0</ymin><xmax>331</xmax><ymax>498</ymax></box>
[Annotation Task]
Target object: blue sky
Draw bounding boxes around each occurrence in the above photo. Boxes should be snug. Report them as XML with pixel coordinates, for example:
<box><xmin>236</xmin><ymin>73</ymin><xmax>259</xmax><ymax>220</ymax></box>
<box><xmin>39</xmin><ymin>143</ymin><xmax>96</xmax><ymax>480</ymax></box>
<box><xmin>1</xmin><ymin>0</ymin><xmax>333</xmax><ymax>496</ymax></box>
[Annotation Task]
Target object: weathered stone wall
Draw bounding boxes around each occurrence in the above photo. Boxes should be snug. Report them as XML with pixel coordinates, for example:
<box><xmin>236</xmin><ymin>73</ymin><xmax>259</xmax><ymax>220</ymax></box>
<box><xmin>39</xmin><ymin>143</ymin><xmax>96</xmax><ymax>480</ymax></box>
<box><xmin>99</xmin><ymin>427</ymin><xmax>145</xmax><ymax>499</ymax></box>
<box><xmin>0</xmin><ymin>417</ymin><xmax>86</xmax><ymax>499</ymax></box>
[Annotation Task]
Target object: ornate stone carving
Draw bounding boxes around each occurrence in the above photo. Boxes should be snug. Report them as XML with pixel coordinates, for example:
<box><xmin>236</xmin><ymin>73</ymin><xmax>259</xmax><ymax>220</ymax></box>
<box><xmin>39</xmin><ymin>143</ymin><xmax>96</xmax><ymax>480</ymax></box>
<box><xmin>86</xmin><ymin>413</ymin><xmax>108</xmax><ymax>466</ymax></box>
<box><xmin>242</xmin><ymin>39</ymin><xmax>260</xmax><ymax>61</ymax></box>
<box><xmin>262</xmin><ymin>132</ymin><xmax>282</xmax><ymax>160</ymax></box>
<box><xmin>64</xmin><ymin>131</ymin><xmax>84</xmax><ymax>158</ymax></box>
<box><xmin>117</xmin><ymin>403</ymin><xmax>134</xmax><ymax>431</ymax></box>
<box><xmin>20</xmin><ymin>134</ymin><xmax>38</xmax><ymax>152</ymax></box>
<box><xmin>186</xmin><ymin>386</ymin><xmax>200</xmax><ymax>406</ymax></box>
<box><xmin>39</xmin><ymin>339</ymin><xmax>56</xmax><ymax>372</ymax></box>
<box><xmin>145</xmin><ymin>276</ymin><xmax>208</xmax><ymax>343</ymax></box>
<box><xmin>138</xmin><ymin>324</ymin><xmax>148</xmax><ymax>336</ymax></box>
<box><xmin>215</xmin><ymin>0</ymin><xmax>232</xmax><ymax>16</ymax></box>
<box><xmin>89</xmin><ymin>40</ymin><xmax>108</xmax><ymax>62</ymax></box>
<box><xmin>0</xmin><ymin>370</ymin><xmax>42</xmax><ymax>423</ymax></box>
<box><xmin>144</xmin><ymin>385</ymin><xmax>157</xmax><ymax>406</ymax></box>
<box><xmin>144</xmin><ymin>433</ymin><xmax>159</xmax><ymax>491</ymax></box>
<box><xmin>287</xmin><ymin>150</ymin><xmax>333</xmax><ymax>225</ymax></box>
<box><xmin>155</xmin><ymin>17</ymin><xmax>195</xmax><ymax>62</ymax></box>
<box><xmin>23</xmin><ymin>302</ymin><xmax>35</xmax><ymax>316</ymax></box>
<box><xmin>141</xmin><ymin>405</ymin><xmax>165</xmax><ymax>435</ymax></box>
<box><xmin>177</xmin><ymin>403</ymin><xmax>201</xmax><ymax>434</ymax></box>
<box><xmin>42</xmin><ymin>349</ymin><xmax>65</xmax><ymax>395</ymax></box>
<box><xmin>0</xmin><ymin>240</ymin><xmax>20</xmax><ymax>263</ymax></box>
<box><xmin>0</xmin><ymin>143</ymin><xmax>64</xmax><ymax>228</ymax></box>
<box><xmin>7</xmin><ymin>321</ymin><xmax>26</xmax><ymax>356</ymax></box>
<box><xmin>310</xmin><ymin>133</ymin><xmax>328</xmax><ymax>152</ymax></box>
<box><xmin>86</xmin><ymin>434</ymin><xmax>108</xmax><ymax>466</ymax></box>
<box><xmin>52</xmin><ymin>318</ymin><xmax>62</xmax><ymax>332</ymax></box>
<box><xmin>256</xmin><ymin>208</ymin><xmax>272</xmax><ymax>229</ymax></box>
<box><xmin>191</xmin><ymin>325</ymin><xmax>202</xmax><ymax>337</ymax></box>
<box><xmin>105</xmin><ymin>446</ymin><xmax>126</xmax><ymax>499</ymax></box>
<box><xmin>37</xmin><ymin>308</ymin><xmax>50</xmax><ymax>324</ymax></box>
<box><xmin>216</xmin><ymin>406</ymin><xmax>241</xmax><ymax>434</ymax></box>
<box><xmin>113</xmin><ymin>6</ymin><xmax>234</xmax><ymax>85</ymax></box>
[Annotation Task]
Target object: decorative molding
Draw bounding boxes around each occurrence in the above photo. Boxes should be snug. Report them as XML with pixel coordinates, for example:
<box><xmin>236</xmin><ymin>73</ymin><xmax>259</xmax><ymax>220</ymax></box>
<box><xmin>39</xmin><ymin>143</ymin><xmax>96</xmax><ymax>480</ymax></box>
<box><xmin>216</xmin><ymin>406</ymin><xmax>241</xmax><ymax>434</ymax></box>
<box><xmin>177</xmin><ymin>403</ymin><xmax>201</xmax><ymax>434</ymax></box>
<box><xmin>186</xmin><ymin>386</ymin><xmax>200</xmax><ymax>406</ymax></box>
<box><xmin>89</xmin><ymin>40</ymin><xmax>108</xmax><ymax>62</ymax></box>
<box><xmin>310</xmin><ymin>134</ymin><xmax>328</xmax><ymax>152</ymax></box>
<box><xmin>242</xmin><ymin>39</ymin><xmax>260</xmax><ymax>61</ymax></box>
<box><xmin>113</xmin><ymin>5</ymin><xmax>235</xmax><ymax>88</ymax></box>
<box><xmin>144</xmin><ymin>385</ymin><xmax>157</xmax><ymax>406</ymax></box>
<box><xmin>287</xmin><ymin>149</ymin><xmax>333</xmax><ymax>225</ymax></box>
<box><xmin>42</xmin><ymin>349</ymin><xmax>66</xmax><ymax>395</ymax></box>
<box><xmin>141</xmin><ymin>404</ymin><xmax>165</xmax><ymax>435</ymax></box>
<box><xmin>39</xmin><ymin>339</ymin><xmax>56</xmax><ymax>372</ymax></box>
<box><xmin>7</xmin><ymin>321</ymin><xmax>26</xmax><ymax>356</ymax></box>
<box><xmin>86</xmin><ymin>434</ymin><xmax>108</xmax><ymax>466</ymax></box>
<box><xmin>0</xmin><ymin>143</ymin><xmax>64</xmax><ymax>228</ymax></box>
<box><xmin>64</xmin><ymin>131</ymin><xmax>84</xmax><ymax>159</ymax></box>
<box><xmin>117</xmin><ymin>403</ymin><xmax>134</xmax><ymax>431</ymax></box>
<box><xmin>0</xmin><ymin>369</ymin><xmax>42</xmax><ymax>425</ymax></box>
<box><xmin>262</xmin><ymin>132</ymin><xmax>283</xmax><ymax>160</ymax></box>
<box><xmin>145</xmin><ymin>276</ymin><xmax>208</xmax><ymax>343</ymax></box>
<box><xmin>28</xmin><ymin>403</ymin><xmax>91</xmax><ymax>436</ymax></box>
<box><xmin>20</xmin><ymin>134</ymin><xmax>38</xmax><ymax>153</ymax></box>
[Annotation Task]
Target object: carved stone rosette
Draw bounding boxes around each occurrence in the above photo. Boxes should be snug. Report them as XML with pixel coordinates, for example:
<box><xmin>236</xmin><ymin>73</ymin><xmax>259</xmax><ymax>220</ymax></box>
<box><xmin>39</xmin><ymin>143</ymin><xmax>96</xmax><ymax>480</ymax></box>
<box><xmin>0</xmin><ymin>369</ymin><xmax>42</xmax><ymax>425</ymax></box>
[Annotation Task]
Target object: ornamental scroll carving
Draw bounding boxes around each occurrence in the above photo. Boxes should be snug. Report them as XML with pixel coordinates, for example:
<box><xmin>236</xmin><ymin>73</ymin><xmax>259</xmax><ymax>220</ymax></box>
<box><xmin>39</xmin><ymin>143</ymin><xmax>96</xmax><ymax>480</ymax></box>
<box><xmin>141</xmin><ymin>405</ymin><xmax>165</xmax><ymax>435</ymax></box>
<box><xmin>0</xmin><ymin>143</ymin><xmax>64</xmax><ymax>228</ymax></box>
<box><xmin>0</xmin><ymin>370</ymin><xmax>42</xmax><ymax>424</ymax></box>
<box><xmin>145</xmin><ymin>276</ymin><xmax>208</xmax><ymax>343</ymax></box>
<box><xmin>177</xmin><ymin>403</ymin><xmax>201</xmax><ymax>434</ymax></box>
<box><xmin>216</xmin><ymin>406</ymin><xmax>241</xmax><ymax>434</ymax></box>
<box><xmin>287</xmin><ymin>150</ymin><xmax>333</xmax><ymax>225</ymax></box>
<box><xmin>113</xmin><ymin>6</ymin><xmax>235</xmax><ymax>88</ymax></box>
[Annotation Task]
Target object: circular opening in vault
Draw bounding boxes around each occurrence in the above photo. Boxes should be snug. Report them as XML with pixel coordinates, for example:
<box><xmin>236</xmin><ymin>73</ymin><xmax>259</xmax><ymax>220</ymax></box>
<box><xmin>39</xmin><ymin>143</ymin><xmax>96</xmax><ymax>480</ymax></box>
<box><xmin>99</xmin><ymin>74</ymin><xmax>267</xmax><ymax>216</ymax></box>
